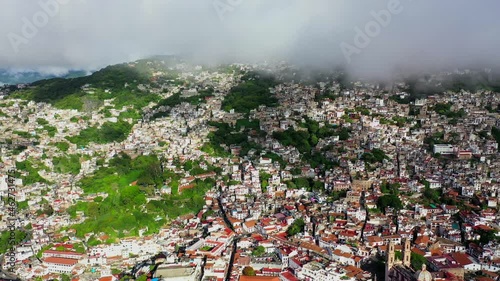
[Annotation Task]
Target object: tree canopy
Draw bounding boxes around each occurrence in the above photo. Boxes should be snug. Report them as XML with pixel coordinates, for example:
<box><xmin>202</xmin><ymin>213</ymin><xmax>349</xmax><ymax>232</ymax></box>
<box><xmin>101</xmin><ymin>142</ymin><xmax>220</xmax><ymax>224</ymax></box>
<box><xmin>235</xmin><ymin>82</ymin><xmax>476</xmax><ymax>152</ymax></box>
<box><xmin>377</xmin><ymin>194</ymin><xmax>403</xmax><ymax>213</ymax></box>
<box><xmin>252</xmin><ymin>246</ymin><xmax>266</xmax><ymax>257</ymax></box>
<box><xmin>287</xmin><ymin>218</ymin><xmax>305</xmax><ymax>236</ymax></box>
<box><xmin>411</xmin><ymin>252</ymin><xmax>427</xmax><ymax>270</ymax></box>
<box><xmin>242</xmin><ymin>266</ymin><xmax>256</xmax><ymax>276</ymax></box>
<box><xmin>66</xmin><ymin>120</ymin><xmax>133</xmax><ymax>146</ymax></box>
<box><xmin>222</xmin><ymin>71</ymin><xmax>278</xmax><ymax>113</ymax></box>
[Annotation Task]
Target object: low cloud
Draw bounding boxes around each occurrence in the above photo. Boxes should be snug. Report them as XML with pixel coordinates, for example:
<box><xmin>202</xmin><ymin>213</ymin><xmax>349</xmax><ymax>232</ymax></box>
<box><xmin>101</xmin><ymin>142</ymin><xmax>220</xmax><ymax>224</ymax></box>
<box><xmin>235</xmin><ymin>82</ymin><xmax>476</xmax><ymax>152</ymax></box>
<box><xmin>1</xmin><ymin>0</ymin><xmax>499</xmax><ymax>79</ymax></box>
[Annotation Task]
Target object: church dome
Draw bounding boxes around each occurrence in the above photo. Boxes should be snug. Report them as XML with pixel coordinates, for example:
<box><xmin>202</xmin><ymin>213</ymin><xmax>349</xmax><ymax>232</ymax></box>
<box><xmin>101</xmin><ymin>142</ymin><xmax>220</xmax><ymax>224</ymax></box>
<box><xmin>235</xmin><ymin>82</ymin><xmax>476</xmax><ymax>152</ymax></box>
<box><xmin>415</xmin><ymin>265</ymin><xmax>432</xmax><ymax>281</ymax></box>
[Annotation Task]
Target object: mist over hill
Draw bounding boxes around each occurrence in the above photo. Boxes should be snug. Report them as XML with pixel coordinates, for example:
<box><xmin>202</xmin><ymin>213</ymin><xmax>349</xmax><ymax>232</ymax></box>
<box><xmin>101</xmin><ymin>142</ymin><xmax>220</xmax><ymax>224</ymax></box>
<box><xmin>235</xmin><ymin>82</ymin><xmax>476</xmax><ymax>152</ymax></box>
<box><xmin>2</xmin><ymin>0</ymin><xmax>500</xmax><ymax>81</ymax></box>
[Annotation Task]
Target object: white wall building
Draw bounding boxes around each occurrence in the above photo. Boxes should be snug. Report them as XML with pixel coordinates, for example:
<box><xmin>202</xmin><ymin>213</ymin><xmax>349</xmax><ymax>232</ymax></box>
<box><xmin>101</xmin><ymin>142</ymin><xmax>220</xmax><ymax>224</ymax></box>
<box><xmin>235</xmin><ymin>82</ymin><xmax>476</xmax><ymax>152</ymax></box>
<box><xmin>433</xmin><ymin>144</ymin><xmax>454</xmax><ymax>155</ymax></box>
<box><xmin>43</xmin><ymin>257</ymin><xmax>78</xmax><ymax>274</ymax></box>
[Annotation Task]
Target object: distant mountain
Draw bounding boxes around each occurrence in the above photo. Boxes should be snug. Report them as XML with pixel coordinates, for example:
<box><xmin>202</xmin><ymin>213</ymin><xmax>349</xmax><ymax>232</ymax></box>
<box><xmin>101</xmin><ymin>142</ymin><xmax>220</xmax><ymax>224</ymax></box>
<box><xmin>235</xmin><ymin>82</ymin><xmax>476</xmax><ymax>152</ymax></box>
<box><xmin>0</xmin><ymin>69</ymin><xmax>89</xmax><ymax>85</ymax></box>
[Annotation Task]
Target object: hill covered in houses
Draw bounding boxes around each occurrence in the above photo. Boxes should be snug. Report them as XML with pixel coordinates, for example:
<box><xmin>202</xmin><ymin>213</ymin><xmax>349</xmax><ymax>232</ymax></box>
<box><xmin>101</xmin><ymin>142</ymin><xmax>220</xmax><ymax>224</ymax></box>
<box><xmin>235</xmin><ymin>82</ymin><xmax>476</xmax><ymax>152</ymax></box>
<box><xmin>0</xmin><ymin>59</ymin><xmax>499</xmax><ymax>281</ymax></box>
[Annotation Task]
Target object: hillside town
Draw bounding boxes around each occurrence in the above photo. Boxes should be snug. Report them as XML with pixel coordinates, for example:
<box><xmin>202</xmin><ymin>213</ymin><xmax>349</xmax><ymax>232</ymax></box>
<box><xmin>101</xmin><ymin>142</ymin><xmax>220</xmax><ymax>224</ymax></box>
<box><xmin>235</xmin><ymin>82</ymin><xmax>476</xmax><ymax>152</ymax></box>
<box><xmin>0</xmin><ymin>61</ymin><xmax>499</xmax><ymax>281</ymax></box>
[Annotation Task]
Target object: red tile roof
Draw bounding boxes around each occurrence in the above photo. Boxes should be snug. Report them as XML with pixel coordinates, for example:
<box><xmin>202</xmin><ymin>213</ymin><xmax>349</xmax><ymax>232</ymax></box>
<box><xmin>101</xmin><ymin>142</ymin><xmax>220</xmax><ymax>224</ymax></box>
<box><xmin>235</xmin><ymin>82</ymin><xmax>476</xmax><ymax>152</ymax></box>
<box><xmin>239</xmin><ymin>276</ymin><xmax>280</xmax><ymax>281</ymax></box>
<box><xmin>44</xmin><ymin>257</ymin><xmax>79</xmax><ymax>266</ymax></box>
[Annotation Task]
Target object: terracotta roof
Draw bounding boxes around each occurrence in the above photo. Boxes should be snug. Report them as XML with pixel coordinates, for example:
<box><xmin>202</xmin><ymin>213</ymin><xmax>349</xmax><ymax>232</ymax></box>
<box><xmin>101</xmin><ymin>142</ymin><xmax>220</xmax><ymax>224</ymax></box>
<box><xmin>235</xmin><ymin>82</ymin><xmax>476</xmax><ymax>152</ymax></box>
<box><xmin>239</xmin><ymin>276</ymin><xmax>280</xmax><ymax>281</ymax></box>
<box><xmin>44</xmin><ymin>257</ymin><xmax>79</xmax><ymax>265</ymax></box>
<box><xmin>244</xmin><ymin>220</ymin><xmax>256</xmax><ymax>228</ymax></box>
<box><xmin>415</xmin><ymin>235</ymin><xmax>430</xmax><ymax>245</ymax></box>
<box><xmin>300</xmin><ymin>241</ymin><xmax>328</xmax><ymax>254</ymax></box>
<box><xmin>366</xmin><ymin>236</ymin><xmax>383</xmax><ymax>242</ymax></box>
<box><xmin>412</xmin><ymin>247</ymin><xmax>426</xmax><ymax>256</ymax></box>
<box><xmin>476</xmin><ymin>277</ymin><xmax>495</xmax><ymax>281</ymax></box>
<box><xmin>280</xmin><ymin>271</ymin><xmax>299</xmax><ymax>281</ymax></box>
<box><xmin>451</xmin><ymin>252</ymin><xmax>473</xmax><ymax>266</ymax></box>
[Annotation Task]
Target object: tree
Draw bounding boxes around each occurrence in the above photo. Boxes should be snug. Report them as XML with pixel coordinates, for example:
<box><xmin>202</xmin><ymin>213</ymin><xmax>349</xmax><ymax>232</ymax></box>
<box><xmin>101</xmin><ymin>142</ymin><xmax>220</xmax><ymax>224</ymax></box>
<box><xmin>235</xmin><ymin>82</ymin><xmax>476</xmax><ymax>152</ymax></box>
<box><xmin>312</xmin><ymin>181</ymin><xmax>324</xmax><ymax>191</ymax></box>
<box><xmin>259</xmin><ymin>172</ymin><xmax>271</xmax><ymax>181</ymax></box>
<box><xmin>338</xmin><ymin>127</ymin><xmax>350</xmax><ymax>140</ymax></box>
<box><xmin>423</xmin><ymin>184</ymin><xmax>441</xmax><ymax>204</ymax></box>
<box><xmin>395</xmin><ymin>251</ymin><xmax>402</xmax><ymax>261</ymax></box>
<box><xmin>380</xmin><ymin>181</ymin><xmax>400</xmax><ymax>195</ymax></box>
<box><xmin>294</xmin><ymin>178</ymin><xmax>310</xmax><ymax>189</ymax></box>
<box><xmin>242</xmin><ymin>266</ymin><xmax>256</xmax><ymax>276</ymax></box>
<box><xmin>411</xmin><ymin>252</ymin><xmax>427</xmax><ymax>270</ymax></box>
<box><xmin>311</xmin><ymin>134</ymin><xmax>319</xmax><ymax>146</ymax></box>
<box><xmin>492</xmin><ymin>127</ymin><xmax>500</xmax><ymax>151</ymax></box>
<box><xmin>287</xmin><ymin>218</ymin><xmax>305</xmax><ymax>236</ymax></box>
<box><xmin>261</xmin><ymin>180</ymin><xmax>268</xmax><ymax>192</ymax></box>
<box><xmin>120</xmin><ymin>185</ymin><xmax>141</xmax><ymax>205</ymax></box>
<box><xmin>183</xmin><ymin>160</ymin><xmax>193</xmax><ymax>171</ymax></box>
<box><xmin>0</xmin><ymin>230</ymin><xmax>27</xmax><ymax>254</ymax></box>
<box><xmin>377</xmin><ymin>195</ymin><xmax>403</xmax><ymax>213</ymax></box>
<box><xmin>476</xmin><ymin>228</ymin><xmax>499</xmax><ymax>245</ymax></box>
<box><xmin>330</xmin><ymin>190</ymin><xmax>347</xmax><ymax>201</ymax></box>
<box><xmin>361</xmin><ymin>149</ymin><xmax>388</xmax><ymax>164</ymax></box>
<box><xmin>286</xmin><ymin>181</ymin><xmax>297</xmax><ymax>189</ymax></box>
<box><xmin>222</xmin><ymin>72</ymin><xmax>278</xmax><ymax>113</ymax></box>
<box><xmin>252</xmin><ymin>246</ymin><xmax>265</xmax><ymax>257</ymax></box>
<box><xmin>53</xmin><ymin>154</ymin><xmax>81</xmax><ymax>175</ymax></box>
<box><xmin>53</xmin><ymin>141</ymin><xmax>70</xmax><ymax>152</ymax></box>
<box><xmin>86</xmin><ymin>202</ymin><xmax>99</xmax><ymax>219</ymax></box>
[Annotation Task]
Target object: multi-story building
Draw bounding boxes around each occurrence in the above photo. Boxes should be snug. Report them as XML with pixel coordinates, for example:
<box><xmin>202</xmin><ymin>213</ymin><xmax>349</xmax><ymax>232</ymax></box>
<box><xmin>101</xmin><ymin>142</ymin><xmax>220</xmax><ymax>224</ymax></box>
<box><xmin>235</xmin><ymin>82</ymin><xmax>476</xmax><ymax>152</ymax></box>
<box><xmin>43</xmin><ymin>257</ymin><xmax>79</xmax><ymax>274</ymax></box>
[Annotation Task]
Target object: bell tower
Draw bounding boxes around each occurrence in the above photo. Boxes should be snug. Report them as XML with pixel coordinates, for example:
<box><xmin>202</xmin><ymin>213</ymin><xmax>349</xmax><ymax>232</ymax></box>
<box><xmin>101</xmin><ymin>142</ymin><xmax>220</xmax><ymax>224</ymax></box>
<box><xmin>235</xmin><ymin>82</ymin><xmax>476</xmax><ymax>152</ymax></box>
<box><xmin>403</xmin><ymin>238</ymin><xmax>411</xmax><ymax>267</ymax></box>
<box><xmin>386</xmin><ymin>242</ymin><xmax>395</xmax><ymax>281</ymax></box>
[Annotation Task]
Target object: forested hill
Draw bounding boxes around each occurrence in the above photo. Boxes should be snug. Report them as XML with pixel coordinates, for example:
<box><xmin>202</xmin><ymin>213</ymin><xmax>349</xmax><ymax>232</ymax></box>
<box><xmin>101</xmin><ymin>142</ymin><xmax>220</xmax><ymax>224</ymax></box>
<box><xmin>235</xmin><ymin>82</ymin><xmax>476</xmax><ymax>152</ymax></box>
<box><xmin>23</xmin><ymin>64</ymin><xmax>150</xmax><ymax>103</ymax></box>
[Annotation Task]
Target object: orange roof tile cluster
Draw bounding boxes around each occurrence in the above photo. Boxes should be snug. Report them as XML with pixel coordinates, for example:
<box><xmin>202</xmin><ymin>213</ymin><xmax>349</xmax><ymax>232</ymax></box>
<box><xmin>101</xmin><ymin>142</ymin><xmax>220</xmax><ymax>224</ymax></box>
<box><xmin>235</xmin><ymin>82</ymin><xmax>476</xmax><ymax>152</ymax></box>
<box><xmin>239</xmin><ymin>276</ymin><xmax>280</xmax><ymax>281</ymax></box>
<box><xmin>44</xmin><ymin>257</ymin><xmax>79</xmax><ymax>265</ymax></box>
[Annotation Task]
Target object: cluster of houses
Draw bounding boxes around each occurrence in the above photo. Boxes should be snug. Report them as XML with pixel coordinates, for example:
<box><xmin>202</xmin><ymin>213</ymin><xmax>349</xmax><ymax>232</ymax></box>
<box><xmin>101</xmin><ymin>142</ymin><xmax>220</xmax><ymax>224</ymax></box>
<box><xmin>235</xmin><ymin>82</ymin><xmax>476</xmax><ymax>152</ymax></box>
<box><xmin>0</xmin><ymin>63</ymin><xmax>498</xmax><ymax>281</ymax></box>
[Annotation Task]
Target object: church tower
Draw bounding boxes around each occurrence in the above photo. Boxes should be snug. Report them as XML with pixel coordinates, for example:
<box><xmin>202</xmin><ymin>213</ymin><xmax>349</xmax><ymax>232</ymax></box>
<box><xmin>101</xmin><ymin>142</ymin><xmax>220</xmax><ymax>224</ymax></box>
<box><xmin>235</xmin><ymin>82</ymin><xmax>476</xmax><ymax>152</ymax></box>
<box><xmin>403</xmin><ymin>238</ymin><xmax>411</xmax><ymax>267</ymax></box>
<box><xmin>386</xmin><ymin>242</ymin><xmax>395</xmax><ymax>281</ymax></box>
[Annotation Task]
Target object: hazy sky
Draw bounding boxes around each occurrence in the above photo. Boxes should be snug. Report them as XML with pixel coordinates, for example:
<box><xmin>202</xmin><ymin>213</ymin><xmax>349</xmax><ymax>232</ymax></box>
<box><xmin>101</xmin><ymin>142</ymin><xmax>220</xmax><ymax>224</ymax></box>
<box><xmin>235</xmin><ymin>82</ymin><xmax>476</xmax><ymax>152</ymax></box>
<box><xmin>1</xmin><ymin>0</ymin><xmax>500</xmax><ymax>78</ymax></box>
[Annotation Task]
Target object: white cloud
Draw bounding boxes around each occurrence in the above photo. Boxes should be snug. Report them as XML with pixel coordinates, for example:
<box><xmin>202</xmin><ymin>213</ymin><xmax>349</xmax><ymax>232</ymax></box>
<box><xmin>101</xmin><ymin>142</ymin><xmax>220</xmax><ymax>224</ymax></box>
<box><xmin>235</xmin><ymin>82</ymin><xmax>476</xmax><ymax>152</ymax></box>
<box><xmin>1</xmin><ymin>0</ymin><xmax>499</xmax><ymax>78</ymax></box>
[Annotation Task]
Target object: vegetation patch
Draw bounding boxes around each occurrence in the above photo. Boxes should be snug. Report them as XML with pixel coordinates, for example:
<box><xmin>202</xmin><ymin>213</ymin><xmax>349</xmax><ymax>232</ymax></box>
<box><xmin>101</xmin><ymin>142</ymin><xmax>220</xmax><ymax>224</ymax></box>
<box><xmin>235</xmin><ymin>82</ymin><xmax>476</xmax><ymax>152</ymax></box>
<box><xmin>51</xmin><ymin>141</ymin><xmax>70</xmax><ymax>152</ymax></box>
<box><xmin>286</xmin><ymin>218</ymin><xmax>305</xmax><ymax>236</ymax></box>
<box><xmin>201</xmin><ymin>121</ymin><xmax>262</xmax><ymax>157</ymax></box>
<box><xmin>0</xmin><ymin>230</ymin><xmax>27</xmax><ymax>254</ymax></box>
<box><xmin>68</xmin><ymin>153</ymin><xmax>215</xmax><ymax>239</ymax></box>
<box><xmin>273</xmin><ymin>118</ymin><xmax>345</xmax><ymax>168</ymax></box>
<box><xmin>433</xmin><ymin>103</ymin><xmax>466</xmax><ymax>118</ymax></box>
<box><xmin>53</xmin><ymin>154</ymin><xmax>81</xmax><ymax>175</ymax></box>
<box><xmin>66</xmin><ymin>120</ymin><xmax>133</xmax><ymax>147</ymax></box>
<box><xmin>15</xmin><ymin>160</ymin><xmax>48</xmax><ymax>184</ymax></box>
<box><xmin>493</xmin><ymin>127</ymin><xmax>500</xmax><ymax>151</ymax></box>
<box><xmin>222</xmin><ymin>72</ymin><xmax>278</xmax><ymax>113</ymax></box>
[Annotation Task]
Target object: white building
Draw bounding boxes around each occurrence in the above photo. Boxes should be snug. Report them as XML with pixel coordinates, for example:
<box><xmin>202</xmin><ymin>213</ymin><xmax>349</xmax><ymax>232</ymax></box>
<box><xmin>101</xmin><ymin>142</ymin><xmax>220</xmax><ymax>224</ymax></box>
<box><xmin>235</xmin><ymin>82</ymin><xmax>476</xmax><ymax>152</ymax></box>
<box><xmin>433</xmin><ymin>144</ymin><xmax>454</xmax><ymax>155</ymax></box>
<box><xmin>43</xmin><ymin>257</ymin><xmax>78</xmax><ymax>274</ymax></box>
<box><xmin>299</xmin><ymin>261</ymin><xmax>356</xmax><ymax>281</ymax></box>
